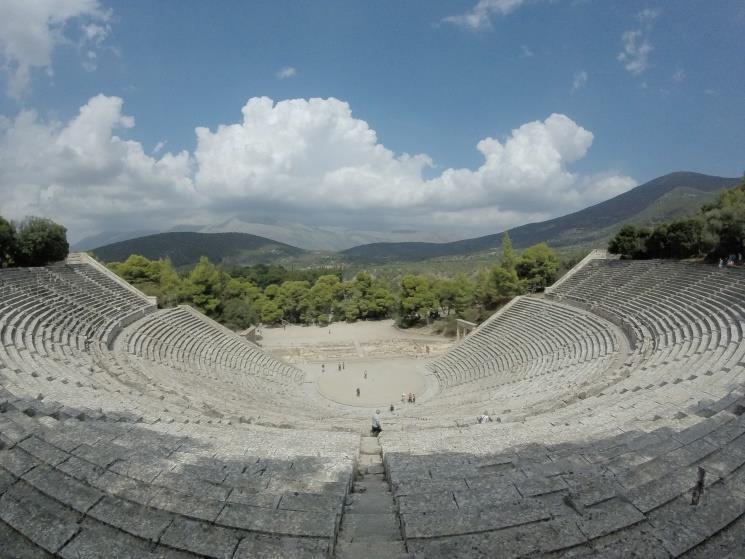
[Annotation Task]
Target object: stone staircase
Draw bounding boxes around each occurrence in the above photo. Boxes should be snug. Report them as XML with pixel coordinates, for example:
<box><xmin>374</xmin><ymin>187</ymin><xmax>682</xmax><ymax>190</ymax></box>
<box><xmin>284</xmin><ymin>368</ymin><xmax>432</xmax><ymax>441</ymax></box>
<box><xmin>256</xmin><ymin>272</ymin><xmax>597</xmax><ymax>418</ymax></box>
<box><xmin>335</xmin><ymin>435</ymin><xmax>409</xmax><ymax>558</ymax></box>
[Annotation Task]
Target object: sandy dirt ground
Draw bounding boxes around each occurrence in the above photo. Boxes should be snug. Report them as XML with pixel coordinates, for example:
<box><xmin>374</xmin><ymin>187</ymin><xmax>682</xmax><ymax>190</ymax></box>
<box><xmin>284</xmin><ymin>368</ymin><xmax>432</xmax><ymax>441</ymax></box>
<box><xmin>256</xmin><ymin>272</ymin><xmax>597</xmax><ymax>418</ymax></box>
<box><xmin>258</xmin><ymin>319</ymin><xmax>439</xmax><ymax>346</ymax></box>
<box><xmin>312</xmin><ymin>358</ymin><xmax>426</xmax><ymax>407</ymax></box>
<box><xmin>259</xmin><ymin>320</ymin><xmax>447</xmax><ymax>407</ymax></box>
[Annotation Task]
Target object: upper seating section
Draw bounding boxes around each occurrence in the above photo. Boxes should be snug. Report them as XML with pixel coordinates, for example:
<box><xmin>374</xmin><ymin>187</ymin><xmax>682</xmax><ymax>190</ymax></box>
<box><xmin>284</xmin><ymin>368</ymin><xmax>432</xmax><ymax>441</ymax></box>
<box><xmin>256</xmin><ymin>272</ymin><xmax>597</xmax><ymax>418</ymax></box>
<box><xmin>548</xmin><ymin>259</ymin><xmax>745</xmax><ymax>352</ymax></box>
<box><xmin>0</xmin><ymin>262</ymin><xmax>154</xmax><ymax>351</ymax></box>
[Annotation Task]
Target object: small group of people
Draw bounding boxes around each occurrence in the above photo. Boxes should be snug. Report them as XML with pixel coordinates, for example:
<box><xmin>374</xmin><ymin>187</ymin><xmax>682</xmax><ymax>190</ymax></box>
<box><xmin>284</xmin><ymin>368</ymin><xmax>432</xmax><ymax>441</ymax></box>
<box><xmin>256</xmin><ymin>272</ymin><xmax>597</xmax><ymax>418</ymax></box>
<box><xmin>477</xmin><ymin>411</ymin><xmax>492</xmax><ymax>424</ymax></box>
<box><xmin>401</xmin><ymin>392</ymin><xmax>416</xmax><ymax>404</ymax></box>
<box><xmin>337</xmin><ymin>361</ymin><xmax>345</xmax><ymax>371</ymax></box>
<box><xmin>719</xmin><ymin>253</ymin><xmax>743</xmax><ymax>268</ymax></box>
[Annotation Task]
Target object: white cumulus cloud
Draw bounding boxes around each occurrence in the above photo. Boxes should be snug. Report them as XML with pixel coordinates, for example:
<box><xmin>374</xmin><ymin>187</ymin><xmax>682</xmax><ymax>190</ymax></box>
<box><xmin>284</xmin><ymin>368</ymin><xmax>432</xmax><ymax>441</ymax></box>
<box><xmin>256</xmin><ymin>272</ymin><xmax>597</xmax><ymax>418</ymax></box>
<box><xmin>0</xmin><ymin>0</ymin><xmax>110</xmax><ymax>98</ymax></box>
<box><xmin>276</xmin><ymin>66</ymin><xmax>297</xmax><ymax>79</ymax></box>
<box><xmin>571</xmin><ymin>70</ymin><xmax>588</xmax><ymax>93</ymax></box>
<box><xmin>0</xmin><ymin>95</ymin><xmax>635</xmax><ymax>242</ymax></box>
<box><xmin>444</xmin><ymin>0</ymin><xmax>526</xmax><ymax>30</ymax></box>
<box><xmin>618</xmin><ymin>9</ymin><xmax>659</xmax><ymax>76</ymax></box>
<box><xmin>0</xmin><ymin>94</ymin><xmax>195</xmax><ymax>238</ymax></box>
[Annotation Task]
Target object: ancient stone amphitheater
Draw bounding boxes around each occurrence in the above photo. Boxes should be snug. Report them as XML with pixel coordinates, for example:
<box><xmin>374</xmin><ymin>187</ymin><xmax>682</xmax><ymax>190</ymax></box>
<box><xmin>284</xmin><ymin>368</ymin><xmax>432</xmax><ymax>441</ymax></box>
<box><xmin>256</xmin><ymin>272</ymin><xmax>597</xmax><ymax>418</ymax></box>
<box><xmin>1</xmin><ymin>251</ymin><xmax>744</xmax><ymax>558</ymax></box>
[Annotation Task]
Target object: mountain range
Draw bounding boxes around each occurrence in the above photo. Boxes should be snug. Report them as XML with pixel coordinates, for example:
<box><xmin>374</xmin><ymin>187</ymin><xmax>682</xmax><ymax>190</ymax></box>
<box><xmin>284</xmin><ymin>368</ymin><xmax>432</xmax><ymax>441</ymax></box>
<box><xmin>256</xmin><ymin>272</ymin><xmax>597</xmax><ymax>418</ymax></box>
<box><xmin>88</xmin><ymin>172</ymin><xmax>740</xmax><ymax>267</ymax></box>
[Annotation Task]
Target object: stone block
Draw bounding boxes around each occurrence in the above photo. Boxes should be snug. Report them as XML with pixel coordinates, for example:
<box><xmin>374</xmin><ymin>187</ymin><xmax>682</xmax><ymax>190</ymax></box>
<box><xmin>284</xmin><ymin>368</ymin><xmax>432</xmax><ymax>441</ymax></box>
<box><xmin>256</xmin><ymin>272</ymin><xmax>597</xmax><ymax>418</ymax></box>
<box><xmin>160</xmin><ymin>516</ymin><xmax>241</xmax><ymax>559</ymax></box>
<box><xmin>23</xmin><ymin>463</ymin><xmax>103</xmax><ymax>513</ymax></box>
<box><xmin>59</xmin><ymin>518</ymin><xmax>193</xmax><ymax>559</ymax></box>
<box><xmin>88</xmin><ymin>496</ymin><xmax>173</xmax><ymax>542</ymax></box>
<box><xmin>403</xmin><ymin>499</ymin><xmax>551</xmax><ymax>538</ymax></box>
<box><xmin>233</xmin><ymin>533</ymin><xmax>329</xmax><ymax>558</ymax></box>
<box><xmin>217</xmin><ymin>501</ymin><xmax>336</xmax><ymax>537</ymax></box>
<box><xmin>0</xmin><ymin>518</ymin><xmax>53</xmax><ymax>559</ymax></box>
<box><xmin>0</xmin><ymin>481</ymin><xmax>82</xmax><ymax>553</ymax></box>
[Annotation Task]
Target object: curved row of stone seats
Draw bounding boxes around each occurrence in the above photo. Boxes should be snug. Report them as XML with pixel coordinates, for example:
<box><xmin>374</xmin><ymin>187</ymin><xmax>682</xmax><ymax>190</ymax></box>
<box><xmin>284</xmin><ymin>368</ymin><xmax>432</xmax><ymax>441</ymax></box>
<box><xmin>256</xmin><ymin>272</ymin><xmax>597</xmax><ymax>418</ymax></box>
<box><xmin>0</xmin><ymin>264</ymin><xmax>154</xmax><ymax>351</ymax></box>
<box><xmin>429</xmin><ymin>298</ymin><xmax>620</xmax><ymax>388</ymax></box>
<box><xmin>0</xmin><ymin>261</ymin><xmax>339</xmax><ymax>430</ymax></box>
<box><xmin>109</xmin><ymin>307</ymin><xmax>360</xmax><ymax>427</ymax></box>
<box><xmin>419</xmin><ymin>297</ymin><xmax>624</xmax><ymax>421</ymax></box>
<box><xmin>379</xmin><ymin>260</ymin><xmax>745</xmax><ymax>555</ymax></box>
<box><xmin>0</xmin><ymin>403</ymin><xmax>358</xmax><ymax>558</ymax></box>
<box><xmin>124</xmin><ymin>306</ymin><xmax>303</xmax><ymax>385</ymax></box>
<box><xmin>381</xmin><ymin>389</ymin><xmax>745</xmax><ymax>557</ymax></box>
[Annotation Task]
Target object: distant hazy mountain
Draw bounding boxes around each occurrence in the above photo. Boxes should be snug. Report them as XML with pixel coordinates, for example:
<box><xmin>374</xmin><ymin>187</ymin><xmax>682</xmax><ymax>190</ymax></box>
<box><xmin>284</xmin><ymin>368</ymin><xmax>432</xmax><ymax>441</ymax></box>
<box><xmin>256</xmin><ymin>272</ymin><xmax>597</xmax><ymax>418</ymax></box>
<box><xmin>71</xmin><ymin>229</ymin><xmax>158</xmax><ymax>252</ymax></box>
<box><xmin>91</xmin><ymin>232</ymin><xmax>305</xmax><ymax>267</ymax></box>
<box><xmin>342</xmin><ymin>172</ymin><xmax>741</xmax><ymax>262</ymax></box>
<box><xmin>198</xmin><ymin>218</ymin><xmax>454</xmax><ymax>250</ymax></box>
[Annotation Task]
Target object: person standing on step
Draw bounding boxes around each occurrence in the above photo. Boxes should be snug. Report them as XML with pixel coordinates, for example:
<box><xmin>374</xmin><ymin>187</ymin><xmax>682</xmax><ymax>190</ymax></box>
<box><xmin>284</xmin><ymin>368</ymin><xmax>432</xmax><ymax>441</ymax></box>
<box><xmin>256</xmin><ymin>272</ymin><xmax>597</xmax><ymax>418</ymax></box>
<box><xmin>371</xmin><ymin>409</ymin><xmax>382</xmax><ymax>436</ymax></box>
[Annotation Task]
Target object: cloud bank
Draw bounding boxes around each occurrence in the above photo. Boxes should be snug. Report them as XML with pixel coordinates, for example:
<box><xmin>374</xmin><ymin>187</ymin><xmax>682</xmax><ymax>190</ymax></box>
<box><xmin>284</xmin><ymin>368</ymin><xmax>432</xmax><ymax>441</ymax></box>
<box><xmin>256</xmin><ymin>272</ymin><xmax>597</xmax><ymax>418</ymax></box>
<box><xmin>0</xmin><ymin>0</ymin><xmax>110</xmax><ymax>98</ymax></box>
<box><xmin>0</xmin><ymin>95</ymin><xmax>636</xmax><ymax>241</ymax></box>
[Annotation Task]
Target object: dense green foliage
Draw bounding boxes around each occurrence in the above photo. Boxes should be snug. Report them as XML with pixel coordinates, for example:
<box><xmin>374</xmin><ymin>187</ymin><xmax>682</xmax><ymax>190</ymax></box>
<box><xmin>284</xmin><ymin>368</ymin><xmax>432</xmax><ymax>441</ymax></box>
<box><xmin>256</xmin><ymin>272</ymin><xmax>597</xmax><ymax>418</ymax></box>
<box><xmin>0</xmin><ymin>216</ymin><xmax>69</xmax><ymax>267</ymax></box>
<box><xmin>108</xmin><ymin>238</ymin><xmax>562</xmax><ymax>331</ymax></box>
<box><xmin>0</xmin><ymin>216</ymin><xmax>16</xmax><ymax>267</ymax></box>
<box><xmin>608</xmin><ymin>180</ymin><xmax>745</xmax><ymax>260</ymax></box>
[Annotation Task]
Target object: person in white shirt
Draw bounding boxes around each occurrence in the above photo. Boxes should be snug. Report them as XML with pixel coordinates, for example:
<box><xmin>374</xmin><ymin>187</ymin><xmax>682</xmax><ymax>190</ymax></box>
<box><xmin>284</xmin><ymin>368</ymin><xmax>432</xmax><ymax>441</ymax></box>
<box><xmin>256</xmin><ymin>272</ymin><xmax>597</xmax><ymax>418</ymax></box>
<box><xmin>478</xmin><ymin>412</ymin><xmax>492</xmax><ymax>424</ymax></box>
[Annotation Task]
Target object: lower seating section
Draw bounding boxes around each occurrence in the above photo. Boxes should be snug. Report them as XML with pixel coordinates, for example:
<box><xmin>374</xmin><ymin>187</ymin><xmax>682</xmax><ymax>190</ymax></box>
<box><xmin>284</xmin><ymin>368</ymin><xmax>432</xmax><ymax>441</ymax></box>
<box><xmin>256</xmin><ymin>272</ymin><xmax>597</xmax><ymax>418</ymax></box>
<box><xmin>381</xmin><ymin>259</ymin><xmax>745</xmax><ymax>556</ymax></box>
<box><xmin>0</xmin><ymin>404</ymin><xmax>357</xmax><ymax>558</ymax></box>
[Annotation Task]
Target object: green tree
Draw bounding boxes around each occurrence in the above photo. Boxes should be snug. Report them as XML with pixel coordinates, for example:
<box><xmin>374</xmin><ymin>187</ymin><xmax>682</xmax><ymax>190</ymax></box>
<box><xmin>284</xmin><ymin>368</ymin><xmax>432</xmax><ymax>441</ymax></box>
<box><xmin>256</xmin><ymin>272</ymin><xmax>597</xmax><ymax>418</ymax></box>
<box><xmin>436</xmin><ymin>274</ymin><xmax>474</xmax><ymax>316</ymax></box>
<box><xmin>260</xmin><ymin>299</ymin><xmax>283</xmax><ymax>324</ymax></box>
<box><xmin>0</xmin><ymin>216</ymin><xmax>16</xmax><ymax>267</ymax></box>
<box><xmin>501</xmin><ymin>232</ymin><xmax>516</xmax><ymax>272</ymax></box>
<box><xmin>14</xmin><ymin>217</ymin><xmax>69</xmax><ymax>266</ymax></box>
<box><xmin>608</xmin><ymin>225</ymin><xmax>649</xmax><ymax>258</ymax></box>
<box><xmin>306</xmin><ymin>274</ymin><xmax>344</xmax><ymax>323</ymax></box>
<box><xmin>181</xmin><ymin>257</ymin><xmax>222</xmax><ymax>317</ymax></box>
<box><xmin>398</xmin><ymin>274</ymin><xmax>439</xmax><ymax>326</ymax></box>
<box><xmin>477</xmin><ymin>266</ymin><xmax>521</xmax><ymax>308</ymax></box>
<box><xmin>277</xmin><ymin>281</ymin><xmax>310</xmax><ymax>323</ymax></box>
<box><xmin>516</xmin><ymin>243</ymin><xmax>560</xmax><ymax>291</ymax></box>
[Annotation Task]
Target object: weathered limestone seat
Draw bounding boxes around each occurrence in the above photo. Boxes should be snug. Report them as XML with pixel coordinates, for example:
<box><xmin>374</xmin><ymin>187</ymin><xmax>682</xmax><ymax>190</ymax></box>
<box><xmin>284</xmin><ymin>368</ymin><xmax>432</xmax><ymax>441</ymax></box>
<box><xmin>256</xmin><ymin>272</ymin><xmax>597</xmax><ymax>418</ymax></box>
<box><xmin>2</xmin><ymin>256</ymin><xmax>745</xmax><ymax>556</ymax></box>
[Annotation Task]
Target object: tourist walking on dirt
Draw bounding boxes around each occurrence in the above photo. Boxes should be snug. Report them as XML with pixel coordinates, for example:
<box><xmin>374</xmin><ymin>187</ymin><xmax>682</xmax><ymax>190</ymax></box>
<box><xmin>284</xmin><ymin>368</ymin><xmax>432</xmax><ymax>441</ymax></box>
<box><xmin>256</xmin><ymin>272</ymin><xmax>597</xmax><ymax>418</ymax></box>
<box><xmin>401</xmin><ymin>393</ymin><xmax>406</xmax><ymax>403</ymax></box>
<box><xmin>356</xmin><ymin>387</ymin><xmax>360</xmax><ymax>397</ymax></box>
<box><xmin>371</xmin><ymin>410</ymin><xmax>382</xmax><ymax>436</ymax></box>
<box><xmin>478</xmin><ymin>412</ymin><xmax>492</xmax><ymax>424</ymax></box>
<box><xmin>412</xmin><ymin>393</ymin><xmax>416</xmax><ymax>404</ymax></box>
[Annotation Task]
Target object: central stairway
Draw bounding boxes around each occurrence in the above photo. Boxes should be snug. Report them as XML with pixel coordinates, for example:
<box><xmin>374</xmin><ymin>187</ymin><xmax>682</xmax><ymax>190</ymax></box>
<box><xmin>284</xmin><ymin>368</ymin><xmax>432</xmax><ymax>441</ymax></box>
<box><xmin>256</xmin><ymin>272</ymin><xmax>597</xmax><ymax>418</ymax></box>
<box><xmin>335</xmin><ymin>435</ymin><xmax>409</xmax><ymax>558</ymax></box>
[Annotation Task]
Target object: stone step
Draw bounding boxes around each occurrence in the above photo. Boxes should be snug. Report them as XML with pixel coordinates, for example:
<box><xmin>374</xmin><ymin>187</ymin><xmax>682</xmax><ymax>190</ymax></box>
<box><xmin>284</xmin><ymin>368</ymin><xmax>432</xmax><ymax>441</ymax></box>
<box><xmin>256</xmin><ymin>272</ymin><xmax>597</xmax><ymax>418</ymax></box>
<box><xmin>334</xmin><ymin>540</ymin><xmax>410</xmax><ymax>559</ymax></box>
<box><xmin>346</xmin><ymin>493</ymin><xmax>397</xmax><ymax>514</ymax></box>
<box><xmin>359</xmin><ymin>437</ymin><xmax>380</xmax><ymax>456</ymax></box>
<box><xmin>337</xmin><ymin>513</ymin><xmax>402</xmax><ymax>542</ymax></box>
<box><xmin>353</xmin><ymin>477</ymin><xmax>389</xmax><ymax>494</ymax></box>
<box><xmin>365</xmin><ymin>463</ymin><xmax>385</xmax><ymax>475</ymax></box>
<box><xmin>358</xmin><ymin>454</ymin><xmax>383</xmax><ymax>467</ymax></box>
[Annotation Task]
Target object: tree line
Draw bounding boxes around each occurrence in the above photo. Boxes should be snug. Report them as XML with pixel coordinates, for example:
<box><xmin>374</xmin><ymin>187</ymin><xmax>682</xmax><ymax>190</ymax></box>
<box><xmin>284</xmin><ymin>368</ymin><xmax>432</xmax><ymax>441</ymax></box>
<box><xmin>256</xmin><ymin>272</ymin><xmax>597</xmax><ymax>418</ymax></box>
<box><xmin>0</xmin><ymin>216</ymin><xmax>69</xmax><ymax>267</ymax></box>
<box><xmin>608</xmin><ymin>179</ymin><xmax>745</xmax><ymax>260</ymax></box>
<box><xmin>107</xmin><ymin>235</ymin><xmax>561</xmax><ymax>331</ymax></box>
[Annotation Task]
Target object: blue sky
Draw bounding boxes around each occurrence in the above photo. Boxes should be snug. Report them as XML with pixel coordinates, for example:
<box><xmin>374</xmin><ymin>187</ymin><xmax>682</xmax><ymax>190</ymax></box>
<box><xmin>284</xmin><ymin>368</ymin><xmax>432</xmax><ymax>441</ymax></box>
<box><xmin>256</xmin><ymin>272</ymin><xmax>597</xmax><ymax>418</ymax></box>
<box><xmin>0</xmin><ymin>0</ymin><xmax>743</xmax><ymax>242</ymax></box>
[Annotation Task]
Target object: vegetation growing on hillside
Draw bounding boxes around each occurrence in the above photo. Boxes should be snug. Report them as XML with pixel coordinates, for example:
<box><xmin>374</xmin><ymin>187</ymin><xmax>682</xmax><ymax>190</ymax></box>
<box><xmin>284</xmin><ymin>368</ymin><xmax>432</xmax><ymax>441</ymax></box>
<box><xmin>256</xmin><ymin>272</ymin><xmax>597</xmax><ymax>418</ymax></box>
<box><xmin>108</xmin><ymin>234</ymin><xmax>561</xmax><ymax>331</ymax></box>
<box><xmin>0</xmin><ymin>216</ymin><xmax>69</xmax><ymax>267</ymax></box>
<box><xmin>608</xmin><ymin>179</ymin><xmax>745</xmax><ymax>260</ymax></box>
